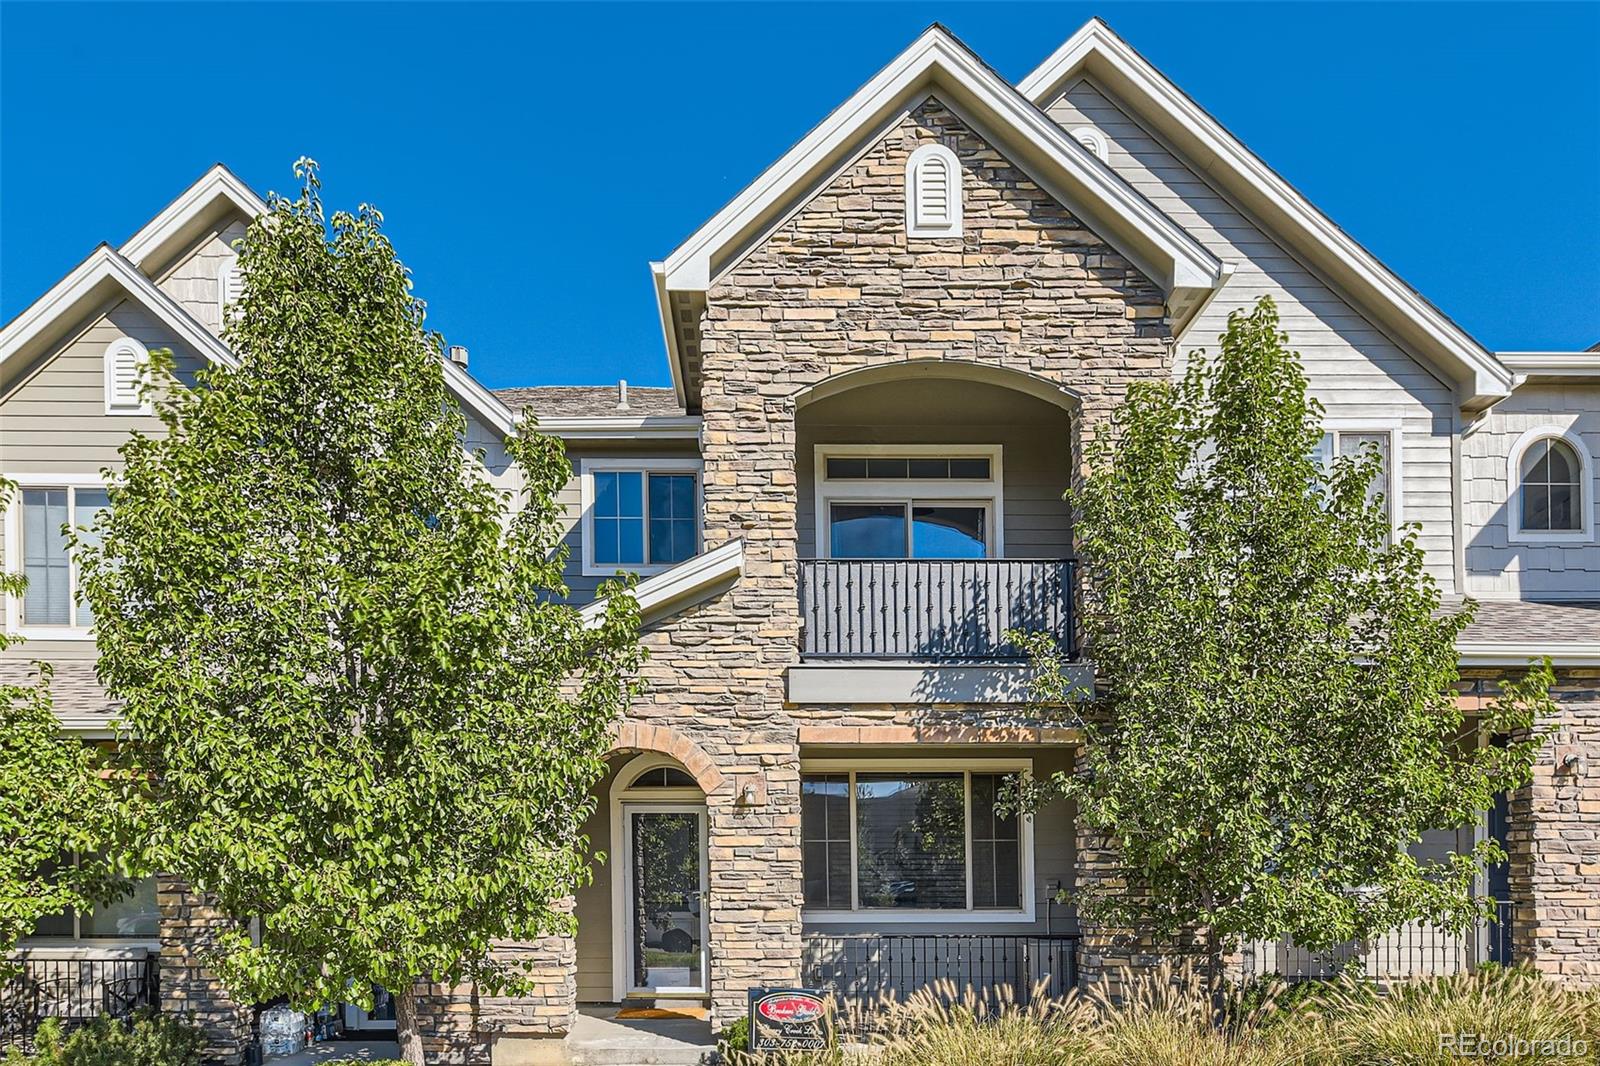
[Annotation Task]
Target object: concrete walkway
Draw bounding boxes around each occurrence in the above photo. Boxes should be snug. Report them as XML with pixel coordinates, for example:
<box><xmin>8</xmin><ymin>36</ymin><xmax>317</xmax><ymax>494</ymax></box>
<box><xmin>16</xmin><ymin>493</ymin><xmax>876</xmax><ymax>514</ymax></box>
<box><xmin>267</xmin><ymin>1038</ymin><xmax>400</xmax><ymax>1065</ymax></box>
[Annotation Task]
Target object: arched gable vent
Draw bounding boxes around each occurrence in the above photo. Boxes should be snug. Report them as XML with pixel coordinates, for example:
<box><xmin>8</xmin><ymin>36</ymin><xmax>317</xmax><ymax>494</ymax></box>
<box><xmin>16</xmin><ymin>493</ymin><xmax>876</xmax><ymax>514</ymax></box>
<box><xmin>905</xmin><ymin>143</ymin><xmax>962</xmax><ymax>238</ymax></box>
<box><xmin>103</xmin><ymin>337</ymin><xmax>151</xmax><ymax>415</ymax></box>
<box><xmin>217</xmin><ymin>259</ymin><xmax>243</xmax><ymax>324</ymax></box>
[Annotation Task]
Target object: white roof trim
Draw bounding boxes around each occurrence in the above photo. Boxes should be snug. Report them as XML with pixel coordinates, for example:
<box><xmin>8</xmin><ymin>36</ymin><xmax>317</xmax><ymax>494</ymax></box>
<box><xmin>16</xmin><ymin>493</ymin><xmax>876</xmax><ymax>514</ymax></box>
<box><xmin>532</xmin><ymin>415</ymin><xmax>702</xmax><ymax>441</ymax></box>
<box><xmin>650</xmin><ymin>261</ymin><xmax>688</xmax><ymax>408</ymax></box>
<box><xmin>660</xmin><ymin>24</ymin><xmax>1221</xmax><ymax>298</ymax></box>
<box><xmin>1456</xmin><ymin>641</ymin><xmax>1600</xmax><ymax>667</ymax></box>
<box><xmin>1020</xmin><ymin>19</ymin><xmax>1516</xmax><ymax>410</ymax></box>
<box><xmin>579</xmin><ymin>539</ymin><xmax>744</xmax><ymax>627</ymax></box>
<box><xmin>119</xmin><ymin>164</ymin><xmax>267</xmax><ymax>272</ymax></box>
<box><xmin>0</xmin><ymin>245</ymin><xmax>235</xmax><ymax>379</ymax></box>
<box><xmin>441</xmin><ymin>356</ymin><xmax>521</xmax><ymax>438</ymax></box>
<box><xmin>1498</xmin><ymin>351</ymin><xmax>1600</xmax><ymax>380</ymax></box>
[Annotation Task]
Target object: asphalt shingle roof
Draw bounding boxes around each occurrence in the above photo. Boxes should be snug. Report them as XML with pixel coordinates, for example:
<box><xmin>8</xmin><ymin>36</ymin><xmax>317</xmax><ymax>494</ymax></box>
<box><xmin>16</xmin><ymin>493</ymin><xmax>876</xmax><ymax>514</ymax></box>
<box><xmin>1452</xmin><ymin>598</ymin><xmax>1600</xmax><ymax>646</ymax></box>
<box><xmin>494</xmin><ymin>385</ymin><xmax>683</xmax><ymax>419</ymax></box>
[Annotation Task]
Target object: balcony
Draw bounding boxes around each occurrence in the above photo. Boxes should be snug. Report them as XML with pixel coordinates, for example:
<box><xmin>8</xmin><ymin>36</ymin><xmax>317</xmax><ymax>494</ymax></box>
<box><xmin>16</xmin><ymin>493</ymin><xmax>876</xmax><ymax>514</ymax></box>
<box><xmin>0</xmin><ymin>955</ymin><xmax>158</xmax><ymax>1048</ymax></box>
<box><xmin>797</xmin><ymin>559</ymin><xmax>1076</xmax><ymax>661</ymax></box>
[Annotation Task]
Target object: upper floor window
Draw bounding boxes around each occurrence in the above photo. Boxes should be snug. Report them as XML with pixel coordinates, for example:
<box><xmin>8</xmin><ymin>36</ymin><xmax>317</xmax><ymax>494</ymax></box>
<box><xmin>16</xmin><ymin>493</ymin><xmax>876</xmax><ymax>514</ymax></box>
<box><xmin>11</xmin><ymin>483</ymin><xmax>110</xmax><ymax>632</ymax></box>
<box><xmin>103</xmin><ymin>338</ymin><xmax>151</xmax><ymax>415</ymax></box>
<box><xmin>905</xmin><ymin>143</ymin><xmax>962</xmax><ymax>239</ymax></box>
<box><xmin>1510</xmin><ymin>429</ymin><xmax>1592</xmax><ymax>542</ymax></box>
<box><xmin>1315</xmin><ymin>426</ymin><xmax>1399</xmax><ymax>525</ymax></box>
<box><xmin>816</xmin><ymin>446</ymin><xmax>1002</xmax><ymax>560</ymax></box>
<box><xmin>580</xmin><ymin>459</ymin><xmax>702</xmax><ymax>576</ymax></box>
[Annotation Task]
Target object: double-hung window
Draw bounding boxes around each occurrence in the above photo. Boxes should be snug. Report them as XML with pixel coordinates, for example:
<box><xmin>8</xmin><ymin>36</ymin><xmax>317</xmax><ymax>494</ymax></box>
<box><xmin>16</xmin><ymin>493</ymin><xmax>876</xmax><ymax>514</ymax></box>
<box><xmin>1315</xmin><ymin>425</ymin><xmax>1401</xmax><ymax>530</ymax></box>
<box><xmin>816</xmin><ymin>446</ymin><xmax>1002</xmax><ymax>560</ymax></box>
<box><xmin>581</xmin><ymin>459</ymin><xmax>702</xmax><ymax>576</ymax></box>
<box><xmin>801</xmin><ymin>762</ymin><xmax>1031</xmax><ymax>920</ymax></box>
<box><xmin>8</xmin><ymin>481</ymin><xmax>111</xmax><ymax>633</ymax></box>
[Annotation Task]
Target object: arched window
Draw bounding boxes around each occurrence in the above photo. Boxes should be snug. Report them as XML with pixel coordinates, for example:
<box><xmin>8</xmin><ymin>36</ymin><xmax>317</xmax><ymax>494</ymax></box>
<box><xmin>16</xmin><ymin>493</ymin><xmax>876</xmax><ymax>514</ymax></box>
<box><xmin>905</xmin><ymin>143</ymin><xmax>962</xmax><ymax>238</ymax></box>
<box><xmin>628</xmin><ymin>766</ymin><xmax>697</xmax><ymax>789</ymax></box>
<box><xmin>1519</xmin><ymin>437</ymin><xmax>1584</xmax><ymax>532</ymax></box>
<box><xmin>1509</xmin><ymin>428</ymin><xmax>1592</xmax><ymax>542</ymax></box>
<box><xmin>103</xmin><ymin>338</ymin><xmax>150</xmax><ymax>415</ymax></box>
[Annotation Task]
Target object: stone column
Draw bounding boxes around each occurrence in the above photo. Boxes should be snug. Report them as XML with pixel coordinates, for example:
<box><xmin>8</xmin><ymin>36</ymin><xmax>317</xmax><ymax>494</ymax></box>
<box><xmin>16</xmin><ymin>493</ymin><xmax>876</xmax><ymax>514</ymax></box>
<box><xmin>156</xmin><ymin>874</ymin><xmax>252</xmax><ymax>1065</ymax></box>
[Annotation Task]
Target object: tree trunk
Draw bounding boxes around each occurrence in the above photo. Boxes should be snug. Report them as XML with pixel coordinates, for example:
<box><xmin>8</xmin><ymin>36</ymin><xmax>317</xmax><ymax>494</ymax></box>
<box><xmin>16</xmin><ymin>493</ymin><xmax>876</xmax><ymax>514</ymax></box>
<box><xmin>393</xmin><ymin>983</ymin><xmax>427</xmax><ymax>1066</ymax></box>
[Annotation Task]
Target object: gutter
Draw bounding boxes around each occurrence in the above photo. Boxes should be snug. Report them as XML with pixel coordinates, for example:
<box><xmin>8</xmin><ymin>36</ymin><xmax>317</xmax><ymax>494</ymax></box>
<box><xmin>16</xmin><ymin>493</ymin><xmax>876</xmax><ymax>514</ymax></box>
<box><xmin>533</xmin><ymin>414</ymin><xmax>702</xmax><ymax>442</ymax></box>
<box><xmin>1455</xmin><ymin>642</ymin><xmax>1600</xmax><ymax>668</ymax></box>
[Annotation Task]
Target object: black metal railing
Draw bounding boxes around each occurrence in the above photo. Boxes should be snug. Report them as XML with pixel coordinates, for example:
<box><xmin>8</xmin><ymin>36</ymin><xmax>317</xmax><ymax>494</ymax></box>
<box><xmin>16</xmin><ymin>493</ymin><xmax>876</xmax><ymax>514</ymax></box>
<box><xmin>0</xmin><ymin>956</ymin><xmax>158</xmax><ymax>1048</ymax></box>
<box><xmin>1241</xmin><ymin>901</ymin><xmax>1517</xmax><ymax>982</ymax></box>
<box><xmin>802</xmin><ymin>933</ymin><xmax>1080</xmax><ymax>1024</ymax></box>
<box><xmin>798</xmin><ymin>559</ymin><xmax>1076</xmax><ymax>660</ymax></box>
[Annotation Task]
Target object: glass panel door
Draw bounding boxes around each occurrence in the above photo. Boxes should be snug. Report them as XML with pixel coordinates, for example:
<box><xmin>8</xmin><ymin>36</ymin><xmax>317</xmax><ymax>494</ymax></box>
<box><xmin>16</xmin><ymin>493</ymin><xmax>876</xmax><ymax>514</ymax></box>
<box><xmin>626</xmin><ymin>807</ymin><xmax>707</xmax><ymax>994</ymax></box>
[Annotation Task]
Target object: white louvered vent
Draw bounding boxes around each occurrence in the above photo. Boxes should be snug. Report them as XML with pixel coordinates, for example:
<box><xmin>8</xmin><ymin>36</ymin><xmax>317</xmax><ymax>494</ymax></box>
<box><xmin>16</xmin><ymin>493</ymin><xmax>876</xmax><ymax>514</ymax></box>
<box><xmin>905</xmin><ymin>143</ymin><xmax>962</xmax><ymax>238</ymax></box>
<box><xmin>1071</xmin><ymin>127</ymin><xmax>1109</xmax><ymax>164</ymax></box>
<box><xmin>104</xmin><ymin>338</ymin><xmax>150</xmax><ymax>415</ymax></box>
<box><xmin>217</xmin><ymin>259</ymin><xmax>243</xmax><ymax>323</ymax></box>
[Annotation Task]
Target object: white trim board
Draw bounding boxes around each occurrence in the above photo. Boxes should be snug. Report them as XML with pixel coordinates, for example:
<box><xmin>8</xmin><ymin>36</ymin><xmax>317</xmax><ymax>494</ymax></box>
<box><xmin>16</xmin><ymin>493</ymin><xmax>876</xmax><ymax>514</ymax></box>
<box><xmin>119</xmin><ymin>163</ymin><xmax>266</xmax><ymax>272</ymax></box>
<box><xmin>812</xmin><ymin>444</ymin><xmax>1005</xmax><ymax>559</ymax></box>
<box><xmin>1019</xmin><ymin>18</ymin><xmax>1514</xmax><ymax>410</ymax></box>
<box><xmin>1504</xmin><ymin>426</ymin><xmax>1595</xmax><ymax>545</ymax></box>
<box><xmin>579</xmin><ymin>538</ymin><xmax>744</xmax><ymax>628</ymax></box>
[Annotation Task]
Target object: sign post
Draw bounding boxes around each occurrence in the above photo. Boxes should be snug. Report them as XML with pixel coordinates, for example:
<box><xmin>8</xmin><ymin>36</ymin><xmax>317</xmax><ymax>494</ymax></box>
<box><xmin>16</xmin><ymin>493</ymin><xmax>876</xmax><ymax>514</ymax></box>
<box><xmin>748</xmin><ymin>988</ymin><xmax>834</xmax><ymax>1052</ymax></box>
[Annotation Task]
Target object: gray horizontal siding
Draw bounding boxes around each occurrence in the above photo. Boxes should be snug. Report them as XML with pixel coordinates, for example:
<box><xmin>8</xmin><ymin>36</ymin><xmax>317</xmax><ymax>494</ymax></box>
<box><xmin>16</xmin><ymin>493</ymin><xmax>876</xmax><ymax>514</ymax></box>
<box><xmin>1047</xmin><ymin>79</ymin><xmax>1461</xmax><ymax>591</ymax></box>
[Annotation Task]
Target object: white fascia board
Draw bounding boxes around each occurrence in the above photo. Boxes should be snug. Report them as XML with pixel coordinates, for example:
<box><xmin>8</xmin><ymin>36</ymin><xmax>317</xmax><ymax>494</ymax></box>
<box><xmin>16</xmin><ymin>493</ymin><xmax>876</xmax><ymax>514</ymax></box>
<box><xmin>651</xmin><ymin>262</ymin><xmax>688</xmax><ymax>408</ymax></box>
<box><xmin>1020</xmin><ymin>20</ymin><xmax>1515</xmax><ymax>410</ymax></box>
<box><xmin>1456</xmin><ymin>642</ymin><xmax>1600</xmax><ymax>668</ymax></box>
<box><xmin>0</xmin><ymin>245</ymin><xmax>236</xmax><ymax>379</ymax></box>
<box><xmin>441</xmin><ymin>357</ymin><xmax>520</xmax><ymax>439</ymax></box>
<box><xmin>660</xmin><ymin>25</ymin><xmax>1220</xmax><ymax>301</ymax></box>
<box><xmin>533</xmin><ymin>415</ymin><xmax>702</xmax><ymax>442</ymax></box>
<box><xmin>119</xmin><ymin>163</ymin><xmax>268</xmax><ymax>273</ymax></box>
<box><xmin>1497</xmin><ymin>352</ymin><xmax>1600</xmax><ymax>380</ymax></box>
<box><xmin>579</xmin><ymin>538</ymin><xmax>743</xmax><ymax>627</ymax></box>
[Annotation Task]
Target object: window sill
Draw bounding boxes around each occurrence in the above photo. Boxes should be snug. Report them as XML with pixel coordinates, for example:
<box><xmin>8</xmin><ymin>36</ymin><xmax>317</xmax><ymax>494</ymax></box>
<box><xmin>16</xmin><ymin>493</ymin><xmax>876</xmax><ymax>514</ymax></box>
<box><xmin>12</xmin><ymin>626</ymin><xmax>95</xmax><ymax>642</ymax></box>
<box><xmin>803</xmin><ymin>908</ymin><xmax>1035</xmax><ymax>925</ymax></box>
<box><xmin>1506</xmin><ymin>529</ymin><xmax>1594</xmax><ymax>545</ymax></box>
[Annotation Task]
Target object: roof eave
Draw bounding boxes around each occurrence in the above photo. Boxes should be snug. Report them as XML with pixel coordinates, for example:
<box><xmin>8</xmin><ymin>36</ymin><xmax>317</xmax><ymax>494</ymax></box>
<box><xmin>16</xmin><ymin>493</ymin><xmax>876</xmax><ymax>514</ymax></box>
<box><xmin>120</xmin><ymin>163</ymin><xmax>268</xmax><ymax>274</ymax></box>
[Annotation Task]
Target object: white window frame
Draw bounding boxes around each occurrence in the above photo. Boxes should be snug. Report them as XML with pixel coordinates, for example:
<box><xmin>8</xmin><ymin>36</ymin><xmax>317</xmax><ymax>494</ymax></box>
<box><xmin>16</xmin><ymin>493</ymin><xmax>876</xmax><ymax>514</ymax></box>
<box><xmin>578</xmin><ymin>458</ymin><xmax>703</xmax><ymax>577</ymax></box>
<box><xmin>19</xmin><ymin>853</ymin><xmax>160</xmax><ymax>951</ymax></box>
<box><xmin>800</xmin><ymin>757</ymin><xmax>1035</xmax><ymax>924</ymax></box>
<box><xmin>1507</xmin><ymin>425</ymin><xmax>1594</xmax><ymax>544</ymax></box>
<box><xmin>2</xmin><ymin>473</ymin><xmax>108</xmax><ymax>641</ymax></box>
<box><xmin>813</xmin><ymin>444</ymin><xmax>1004</xmax><ymax>559</ymax></box>
<box><xmin>1319</xmin><ymin>420</ymin><xmax>1405</xmax><ymax>537</ymax></box>
<box><xmin>103</xmin><ymin>337</ymin><xmax>151</xmax><ymax>416</ymax></box>
<box><xmin>904</xmin><ymin>143</ymin><xmax>962</xmax><ymax>239</ymax></box>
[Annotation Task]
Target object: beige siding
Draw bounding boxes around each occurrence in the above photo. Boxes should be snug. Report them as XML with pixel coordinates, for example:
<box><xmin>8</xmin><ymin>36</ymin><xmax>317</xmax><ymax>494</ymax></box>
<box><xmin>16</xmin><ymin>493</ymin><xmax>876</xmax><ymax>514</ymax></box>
<box><xmin>574</xmin><ymin>759</ymin><xmax>624</xmax><ymax>1002</ymax></box>
<box><xmin>156</xmin><ymin>220</ymin><xmax>249</xmax><ymax>335</ymax></box>
<box><xmin>1046</xmin><ymin>80</ymin><xmax>1461</xmax><ymax>591</ymax></box>
<box><xmin>1463</xmin><ymin>384</ymin><xmax>1600</xmax><ymax>598</ymax></box>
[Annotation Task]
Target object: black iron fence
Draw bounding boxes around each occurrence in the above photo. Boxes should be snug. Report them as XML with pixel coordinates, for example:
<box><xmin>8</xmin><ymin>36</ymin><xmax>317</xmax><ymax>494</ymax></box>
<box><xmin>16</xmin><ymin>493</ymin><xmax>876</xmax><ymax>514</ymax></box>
<box><xmin>0</xmin><ymin>956</ymin><xmax>158</xmax><ymax>1049</ymax></box>
<box><xmin>802</xmin><ymin>933</ymin><xmax>1080</xmax><ymax>1026</ymax></box>
<box><xmin>798</xmin><ymin>559</ymin><xmax>1077</xmax><ymax>660</ymax></box>
<box><xmin>1241</xmin><ymin>901</ymin><xmax>1517</xmax><ymax>982</ymax></box>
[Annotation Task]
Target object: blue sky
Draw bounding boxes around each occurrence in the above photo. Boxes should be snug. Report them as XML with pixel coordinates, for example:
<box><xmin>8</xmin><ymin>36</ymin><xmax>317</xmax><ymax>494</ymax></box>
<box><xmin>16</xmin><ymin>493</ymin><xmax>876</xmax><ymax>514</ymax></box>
<box><xmin>2</xmin><ymin>3</ymin><xmax>1596</xmax><ymax>391</ymax></box>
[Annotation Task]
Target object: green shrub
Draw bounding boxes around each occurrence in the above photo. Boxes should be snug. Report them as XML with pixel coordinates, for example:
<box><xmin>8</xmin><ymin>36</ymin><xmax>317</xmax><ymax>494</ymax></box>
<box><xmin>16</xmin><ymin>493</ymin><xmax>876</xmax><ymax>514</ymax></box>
<box><xmin>719</xmin><ymin>1014</ymin><xmax>750</xmax><ymax>1052</ymax></box>
<box><xmin>2</xmin><ymin>1011</ymin><xmax>205</xmax><ymax>1066</ymax></box>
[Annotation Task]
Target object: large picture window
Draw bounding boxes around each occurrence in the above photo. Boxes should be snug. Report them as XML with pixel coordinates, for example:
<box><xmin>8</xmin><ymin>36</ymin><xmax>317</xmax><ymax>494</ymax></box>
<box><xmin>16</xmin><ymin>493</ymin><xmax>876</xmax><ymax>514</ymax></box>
<box><xmin>801</xmin><ymin>764</ymin><xmax>1029</xmax><ymax>918</ymax></box>
<box><xmin>815</xmin><ymin>446</ymin><xmax>1002</xmax><ymax>560</ymax></box>
<box><xmin>12</xmin><ymin>483</ymin><xmax>111</xmax><ymax>631</ymax></box>
<box><xmin>581</xmin><ymin>460</ymin><xmax>702</xmax><ymax>576</ymax></box>
<box><xmin>29</xmin><ymin>863</ymin><xmax>159</xmax><ymax>941</ymax></box>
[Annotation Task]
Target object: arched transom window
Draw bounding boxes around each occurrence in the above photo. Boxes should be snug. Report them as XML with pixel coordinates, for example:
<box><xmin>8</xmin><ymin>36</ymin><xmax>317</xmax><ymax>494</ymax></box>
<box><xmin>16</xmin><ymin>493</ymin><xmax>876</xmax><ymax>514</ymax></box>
<box><xmin>905</xmin><ymin>143</ymin><xmax>962</xmax><ymax>239</ymax></box>
<box><xmin>1518</xmin><ymin>436</ymin><xmax>1585</xmax><ymax>533</ymax></box>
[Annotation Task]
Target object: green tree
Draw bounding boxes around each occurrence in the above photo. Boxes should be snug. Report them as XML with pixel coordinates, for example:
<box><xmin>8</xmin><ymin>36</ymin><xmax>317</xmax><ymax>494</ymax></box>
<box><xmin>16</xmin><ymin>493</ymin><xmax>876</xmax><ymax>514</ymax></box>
<box><xmin>1019</xmin><ymin>297</ymin><xmax>1552</xmax><ymax>983</ymax></box>
<box><xmin>79</xmin><ymin>162</ymin><xmax>644</xmax><ymax>1064</ymax></box>
<box><xmin>0</xmin><ymin>483</ymin><xmax>124</xmax><ymax>969</ymax></box>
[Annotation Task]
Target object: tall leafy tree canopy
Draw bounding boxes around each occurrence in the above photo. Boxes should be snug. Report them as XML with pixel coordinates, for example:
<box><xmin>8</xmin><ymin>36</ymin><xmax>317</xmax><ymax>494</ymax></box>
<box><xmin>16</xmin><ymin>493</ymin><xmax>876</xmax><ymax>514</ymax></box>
<box><xmin>1021</xmin><ymin>297</ymin><xmax>1552</xmax><ymax>963</ymax></box>
<box><xmin>80</xmin><ymin>162</ymin><xmax>643</xmax><ymax>1062</ymax></box>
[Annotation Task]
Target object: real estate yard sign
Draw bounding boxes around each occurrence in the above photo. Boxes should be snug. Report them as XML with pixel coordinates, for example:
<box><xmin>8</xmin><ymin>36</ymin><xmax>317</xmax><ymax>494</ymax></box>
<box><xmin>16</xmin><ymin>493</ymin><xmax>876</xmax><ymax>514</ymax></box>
<box><xmin>748</xmin><ymin>988</ymin><xmax>834</xmax><ymax>1051</ymax></box>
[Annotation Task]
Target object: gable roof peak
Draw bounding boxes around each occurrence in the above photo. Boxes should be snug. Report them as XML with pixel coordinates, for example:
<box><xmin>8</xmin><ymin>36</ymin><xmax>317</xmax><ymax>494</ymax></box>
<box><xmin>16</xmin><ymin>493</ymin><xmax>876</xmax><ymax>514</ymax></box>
<box><xmin>119</xmin><ymin>163</ymin><xmax>268</xmax><ymax>275</ymax></box>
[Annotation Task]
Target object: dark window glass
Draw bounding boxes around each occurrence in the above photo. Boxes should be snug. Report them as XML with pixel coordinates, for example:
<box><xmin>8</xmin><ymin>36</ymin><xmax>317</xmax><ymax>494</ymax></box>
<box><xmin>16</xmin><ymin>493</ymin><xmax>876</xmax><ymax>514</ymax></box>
<box><xmin>648</xmin><ymin>474</ymin><xmax>697</xmax><ymax>565</ymax></box>
<box><xmin>825</xmin><ymin>458</ymin><xmax>868</xmax><ymax>479</ymax></box>
<box><xmin>866</xmin><ymin>458</ymin><xmax>909</xmax><ymax>479</ymax></box>
<box><xmin>22</xmin><ymin>489</ymin><xmax>70</xmax><ymax>625</ymax></box>
<box><xmin>911</xmin><ymin>506</ymin><xmax>986</xmax><ymax>559</ymax></box>
<box><xmin>855</xmin><ymin>773</ymin><xmax>966</xmax><ymax>909</ymax></box>
<box><xmin>830</xmin><ymin>504</ymin><xmax>906</xmax><ymax>558</ymax></box>
<box><xmin>801</xmin><ymin>775</ymin><xmax>852</xmax><ymax>909</ymax></box>
<box><xmin>1520</xmin><ymin>439</ymin><xmax>1583</xmax><ymax>533</ymax></box>
<box><xmin>970</xmin><ymin>774</ymin><xmax>1022</xmax><ymax>909</ymax></box>
<box><xmin>630</xmin><ymin>766</ymin><xmax>696</xmax><ymax>788</ymax></box>
<box><xmin>907</xmin><ymin>458</ymin><xmax>948</xmax><ymax>479</ymax></box>
<box><xmin>948</xmin><ymin>458</ymin><xmax>991</xmax><ymax>479</ymax></box>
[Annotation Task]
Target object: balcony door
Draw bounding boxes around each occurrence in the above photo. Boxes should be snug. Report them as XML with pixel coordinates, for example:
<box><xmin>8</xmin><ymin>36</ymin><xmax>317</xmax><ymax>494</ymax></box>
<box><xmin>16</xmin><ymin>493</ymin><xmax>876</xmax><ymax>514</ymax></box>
<box><xmin>814</xmin><ymin>446</ymin><xmax>1003</xmax><ymax>559</ymax></box>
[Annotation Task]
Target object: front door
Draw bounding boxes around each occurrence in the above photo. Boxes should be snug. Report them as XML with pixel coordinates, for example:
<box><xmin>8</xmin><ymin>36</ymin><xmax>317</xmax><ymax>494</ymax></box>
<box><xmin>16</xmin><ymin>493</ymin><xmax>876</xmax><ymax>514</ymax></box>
<box><xmin>342</xmin><ymin>986</ymin><xmax>396</xmax><ymax>1031</ymax></box>
<box><xmin>623</xmin><ymin>805</ymin><xmax>708</xmax><ymax>996</ymax></box>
